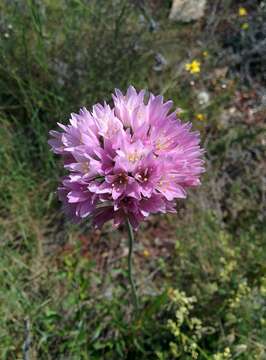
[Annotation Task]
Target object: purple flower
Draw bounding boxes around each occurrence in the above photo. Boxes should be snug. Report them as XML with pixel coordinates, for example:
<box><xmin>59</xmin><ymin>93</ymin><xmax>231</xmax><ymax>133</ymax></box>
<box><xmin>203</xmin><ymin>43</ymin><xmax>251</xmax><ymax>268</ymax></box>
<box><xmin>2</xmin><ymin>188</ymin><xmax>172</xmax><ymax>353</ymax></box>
<box><xmin>49</xmin><ymin>86</ymin><xmax>205</xmax><ymax>229</ymax></box>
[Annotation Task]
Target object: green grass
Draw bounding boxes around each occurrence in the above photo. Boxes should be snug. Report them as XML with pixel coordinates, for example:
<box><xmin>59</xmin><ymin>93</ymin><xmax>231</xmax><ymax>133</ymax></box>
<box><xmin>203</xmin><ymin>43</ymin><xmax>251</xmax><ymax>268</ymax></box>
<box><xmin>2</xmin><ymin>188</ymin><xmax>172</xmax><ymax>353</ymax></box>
<box><xmin>0</xmin><ymin>0</ymin><xmax>265</xmax><ymax>359</ymax></box>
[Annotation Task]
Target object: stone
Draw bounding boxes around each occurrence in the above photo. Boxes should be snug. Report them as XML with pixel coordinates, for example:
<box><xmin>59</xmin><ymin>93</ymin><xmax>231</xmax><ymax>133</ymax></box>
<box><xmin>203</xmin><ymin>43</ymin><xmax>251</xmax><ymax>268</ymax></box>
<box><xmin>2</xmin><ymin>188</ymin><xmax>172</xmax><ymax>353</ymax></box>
<box><xmin>169</xmin><ymin>0</ymin><xmax>207</xmax><ymax>22</ymax></box>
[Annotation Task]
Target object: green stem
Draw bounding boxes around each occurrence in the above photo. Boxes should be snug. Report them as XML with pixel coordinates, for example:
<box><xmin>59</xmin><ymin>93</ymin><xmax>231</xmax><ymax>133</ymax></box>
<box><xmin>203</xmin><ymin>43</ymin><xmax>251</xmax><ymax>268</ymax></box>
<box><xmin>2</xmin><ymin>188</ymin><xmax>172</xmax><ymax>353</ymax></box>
<box><xmin>126</xmin><ymin>218</ymin><xmax>139</xmax><ymax>314</ymax></box>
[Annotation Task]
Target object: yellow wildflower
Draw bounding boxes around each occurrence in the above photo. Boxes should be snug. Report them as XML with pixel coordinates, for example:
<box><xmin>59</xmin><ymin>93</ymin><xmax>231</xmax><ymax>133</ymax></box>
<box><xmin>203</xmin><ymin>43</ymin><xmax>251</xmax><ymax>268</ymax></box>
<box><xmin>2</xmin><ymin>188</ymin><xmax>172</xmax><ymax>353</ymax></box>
<box><xmin>241</xmin><ymin>23</ymin><xmax>249</xmax><ymax>30</ymax></box>
<box><xmin>196</xmin><ymin>113</ymin><xmax>205</xmax><ymax>121</ymax></box>
<box><xmin>167</xmin><ymin>287</ymin><xmax>175</xmax><ymax>299</ymax></box>
<box><xmin>203</xmin><ymin>51</ymin><xmax>208</xmax><ymax>57</ymax></box>
<box><xmin>143</xmin><ymin>249</ymin><xmax>150</xmax><ymax>257</ymax></box>
<box><xmin>239</xmin><ymin>7</ymin><xmax>247</xmax><ymax>16</ymax></box>
<box><xmin>185</xmin><ymin>60</ymin><xmax>201</xmax><ymax>74</ymax></box>
<box><xmin>223</xmin><ymin>347</ymin><xmax>231</xmax><ymax>358</ymax></box>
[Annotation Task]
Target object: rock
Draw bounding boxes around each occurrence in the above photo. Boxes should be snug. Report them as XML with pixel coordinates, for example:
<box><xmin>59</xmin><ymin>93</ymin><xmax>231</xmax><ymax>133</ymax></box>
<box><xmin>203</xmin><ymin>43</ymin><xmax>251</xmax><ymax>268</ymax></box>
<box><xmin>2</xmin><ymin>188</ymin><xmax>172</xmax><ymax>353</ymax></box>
<box><xmin>169</xmin><ymin>0</ymin><xmax>207</xmax><ymax>22</ymax></box>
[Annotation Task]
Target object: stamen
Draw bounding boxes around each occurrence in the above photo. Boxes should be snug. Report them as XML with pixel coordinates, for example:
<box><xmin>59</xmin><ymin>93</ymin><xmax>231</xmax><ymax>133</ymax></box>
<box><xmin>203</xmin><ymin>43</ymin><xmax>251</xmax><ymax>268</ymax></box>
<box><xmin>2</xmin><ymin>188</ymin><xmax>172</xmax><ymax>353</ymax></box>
<box><xmin>82</xmin><ymin>161</ymin><xmax>89</xmax><ymax>172</ymax></box>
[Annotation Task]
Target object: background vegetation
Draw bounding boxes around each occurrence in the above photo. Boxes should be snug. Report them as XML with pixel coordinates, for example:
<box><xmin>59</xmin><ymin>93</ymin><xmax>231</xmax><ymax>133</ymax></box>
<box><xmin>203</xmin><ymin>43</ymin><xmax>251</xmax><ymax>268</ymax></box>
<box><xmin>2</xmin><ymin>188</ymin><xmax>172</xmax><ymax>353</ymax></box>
<box><xmin>0</xmin><ymin>0</ymin><xmax>265</xmax><ymax>359</ymax></box>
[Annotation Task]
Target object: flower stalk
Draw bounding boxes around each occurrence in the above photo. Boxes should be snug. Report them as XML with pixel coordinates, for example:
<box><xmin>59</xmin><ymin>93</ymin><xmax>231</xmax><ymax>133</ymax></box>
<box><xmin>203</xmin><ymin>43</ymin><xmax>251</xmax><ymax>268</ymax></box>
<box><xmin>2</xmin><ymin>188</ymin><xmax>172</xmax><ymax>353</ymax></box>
<box><xmin>126</xmin><ymin>218</ymin><xmax>139</xmax><ymax>314</ymax></box>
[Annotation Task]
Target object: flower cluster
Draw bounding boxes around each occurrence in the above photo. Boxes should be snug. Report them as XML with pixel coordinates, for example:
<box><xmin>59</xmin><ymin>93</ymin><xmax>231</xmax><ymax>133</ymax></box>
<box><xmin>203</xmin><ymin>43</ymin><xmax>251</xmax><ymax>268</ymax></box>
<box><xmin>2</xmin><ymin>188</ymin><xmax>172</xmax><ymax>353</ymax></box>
<box><xmin>49</xmin><ymin>86</ymin><xmax>204</xmax><ymax>229</ymax></box>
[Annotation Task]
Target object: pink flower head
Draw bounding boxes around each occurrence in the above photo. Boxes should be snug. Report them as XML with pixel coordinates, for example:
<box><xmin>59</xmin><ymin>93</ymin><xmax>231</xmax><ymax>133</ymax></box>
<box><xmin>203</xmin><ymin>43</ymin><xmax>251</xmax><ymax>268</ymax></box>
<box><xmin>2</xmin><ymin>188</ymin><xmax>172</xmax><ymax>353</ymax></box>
<box><xmin>49</xmin><ymin>86</ymin><xmax>205</xmax><ymax>229</ymax></box>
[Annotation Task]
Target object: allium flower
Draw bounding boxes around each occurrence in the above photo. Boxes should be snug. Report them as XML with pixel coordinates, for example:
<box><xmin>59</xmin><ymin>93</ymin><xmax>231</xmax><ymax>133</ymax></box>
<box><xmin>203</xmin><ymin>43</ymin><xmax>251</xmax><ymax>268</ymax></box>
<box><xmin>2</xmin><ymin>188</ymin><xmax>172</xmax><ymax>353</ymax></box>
<box><xmin>49</xmin><ymin>86</ymin><xmax>204</xmax><ymax>229</ymax></box>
